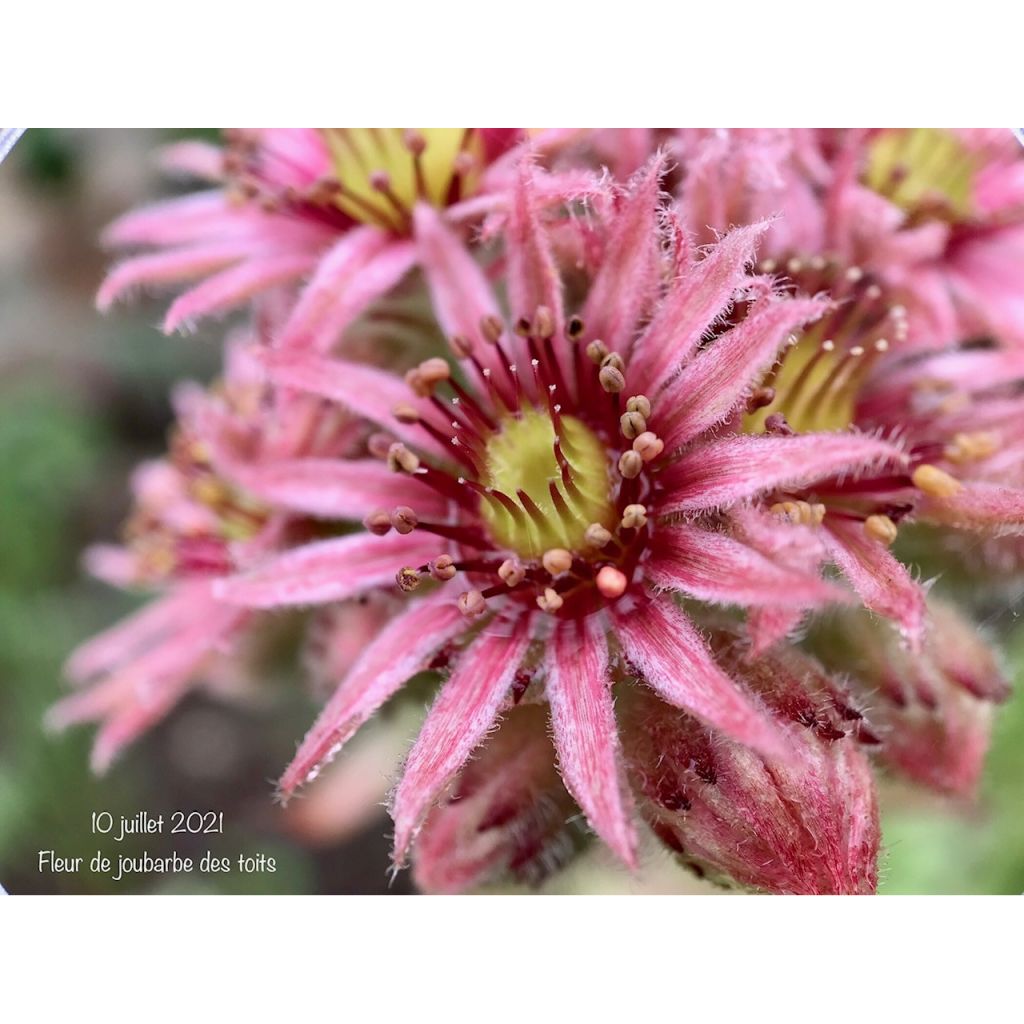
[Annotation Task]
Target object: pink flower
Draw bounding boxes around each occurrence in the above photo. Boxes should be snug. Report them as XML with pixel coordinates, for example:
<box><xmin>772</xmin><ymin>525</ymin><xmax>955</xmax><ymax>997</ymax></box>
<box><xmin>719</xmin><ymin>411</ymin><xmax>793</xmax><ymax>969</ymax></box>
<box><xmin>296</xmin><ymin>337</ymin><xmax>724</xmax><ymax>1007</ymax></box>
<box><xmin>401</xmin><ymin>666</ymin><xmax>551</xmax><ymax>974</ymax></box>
<box><xmin>212</xmin><ymin>158</ymin><xmax>904</xmax><ymax>879</ymax></box>
<box><xmin>666</xmin><ymin>130</ymin><xmax>1024</xmax><ymax>650</ymax></box>
<box><xmin>812</xmin><ymin>599</ymin><xmax>1010</xmax><ymax>798</ymax></box>
<box><xmin>97</xmin><ymin>128</ymin><xmax>531</xmax><ymax>339</ymax></box>
<box><xmin>621</xmin><ymin>645</ymin><xmax>879</xmax><ymax>895</ymax></box>
<box><xmin>50</xmin><ymin>320</ymin><xmax>408</xmax><ymax>770</ymax></box>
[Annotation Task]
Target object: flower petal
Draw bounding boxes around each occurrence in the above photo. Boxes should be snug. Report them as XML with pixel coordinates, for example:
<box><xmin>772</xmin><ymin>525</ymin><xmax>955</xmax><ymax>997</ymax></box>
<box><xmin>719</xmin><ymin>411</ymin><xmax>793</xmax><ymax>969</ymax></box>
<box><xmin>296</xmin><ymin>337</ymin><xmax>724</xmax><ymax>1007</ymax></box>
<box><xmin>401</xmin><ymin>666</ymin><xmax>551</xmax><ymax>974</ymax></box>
<box><xmin>918</xmin><ymin>482</ymin><xmax>1024</xmax><ymax>536</ymax></box>
<box><xmin>646</xmin><ymin>523</ymin><xmax>845</xmax><ymax>608</ymax></box>
<box><xmin>659</xmin><ymin>433</ymin><xmax>906</xmax><ymax>515</ymax></box>
<box><xmin>275</xmin><ymin>227</ymin><xmax>410</xmax><ymax>353</ymax></box>
<box><xmin>580</xmin><ymin>155</ymin><xmax>665</xmax><ymax>356</ymax></box>
<box><xmin>613</xmin><ymin>598</ymin><xmax>789</xmax><ymax>759</ymax></box>
<box><xmin>822</xmin><ymin>518</ymin><xmax>926</xmax><ymax>648</ymax></box>
<box><xmin>162</xmin><ymin>252</ymin><xmax>316</xmax><ymax>333</ymax></box>
<box><xmin>264</xmin><ymin>350</ymin><xmax>450</xmax><ymax>458</ymax></box>
<box><xmin>658</xmin><ymin>296</ymin><xmax>829</xmax><ymax>450</ymax></box>
<box><xmin>214</xmin><ymin>457</ymin><xmax>446</xmax><ymax>520</ymax></box>
<box><xmin>632</xmin><ymin>221</ymin><xmax>771</xmax><ymax>390</ymax></box>
<box><xmin>547</xmin><ymin>617</ymin><xmax>637</xmax><ymax>868</ymax></box>
<box><xmin>391</xmin><ymin>621</ymin><xmax>533</xmax><ymax>864</ymax></box>
<box><xmin>278</xmin><ymin>594</ymin><xmax>467</xmax><ymax>798</ymax></box>
<box><xmin>212</xmin><ymin>531</ymin><xmax>439</xmax><ymax>609</ymax></box>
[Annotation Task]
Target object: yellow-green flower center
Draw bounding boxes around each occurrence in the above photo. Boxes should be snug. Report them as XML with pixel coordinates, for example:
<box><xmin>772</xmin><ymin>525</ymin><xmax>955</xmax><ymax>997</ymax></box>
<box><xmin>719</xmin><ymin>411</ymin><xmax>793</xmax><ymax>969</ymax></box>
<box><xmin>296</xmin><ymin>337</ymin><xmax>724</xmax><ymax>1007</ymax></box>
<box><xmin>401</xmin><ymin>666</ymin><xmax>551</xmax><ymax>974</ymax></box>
<box><xmin>864</xmin><ymin>128</ymin><xmax>977</xmax><ymax>222</ymax></box>
<box><xmin>480</xmin><ymin>409</ymin><xmax>614</xmax><ymax>558</ymax></box>
<box><xmin>321</xmin><ymin>128</ymin><xmax>483</xmax><ymax>231</ymax></box>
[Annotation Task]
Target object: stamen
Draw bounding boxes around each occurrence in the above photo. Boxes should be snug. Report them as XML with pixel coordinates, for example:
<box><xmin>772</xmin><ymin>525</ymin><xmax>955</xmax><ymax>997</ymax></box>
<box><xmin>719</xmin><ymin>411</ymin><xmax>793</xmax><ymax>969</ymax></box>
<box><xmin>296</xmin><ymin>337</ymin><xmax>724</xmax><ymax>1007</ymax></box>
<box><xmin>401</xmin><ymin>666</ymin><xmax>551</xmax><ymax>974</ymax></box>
<box><xmin>620</xmin><ymin>411</ymin><xmax>647</xmax><ymax>440</ymax></box>
<box><xmin>542</xmin><ymin>548</ymin><xmax>573</xmax><ymax>576</ymax></box>
<box><xmin>536</xmin><ymin>587</ymin><xmax>564</xmax><ymax>613</ymax></box>
<box><xmin>864</xmin><ymin>514</ymin><xmax>898</xmax><ymax>546</ymax></box>
<box><xmin>626</xmin><ymin>394</ymin><xmax>652</xmax><ymax>419</ymax></box>
<box><xmin>599</xmin><ymin>365</ymin><xmax>625</xmax><ymax>393</ymax></box>
<box><xmin>458</xmin><ymin>590</ymin><xmax>488</xmax><ymax>618</ymax></box>
<box><xmin>632</xmin><ymin>431</ymin><xmax>664</xmax><ymax>463</ymax></box>
<box><xmin>498</xmin><ymin>558</ymin><xmax>526</xmax><ymax>587</ymax></box>
<box><xmin>770</xmin><ymin>500</ymin><xmax>826</xmax><ymax>526</ymax></box>
<box><xmin>621</xmin><ymin>504</ymin><xmax>648</xmax><ymax>530</ymax></box>
<box><xmin>618</xmin><ymin>451</ymin><xmax>644</xmax><ymax>479</ymax></box>
<box><xmin>396</xmin><ymin>567</ymin><xmax>422</xmax><ymax>592</ymax></box>
<box><xmin>912</xmin><ymin>464</ymin><xmax>963</xmax><ymax>498</ymax></box>
<box><xmin>387</xmin><ymin>443</ymin><xmax>420</xmax><ymax>474</ymax></box>
<box><xmin>944</xmin><ymin>431</ymin><xmax>999</xmax><ymax>464</ymax></box>
<box><xmin>363</xmin><ymin>509</ymin><xmax>393</xmax><ymax>536</ymax></box>
<box><xmin>389</xmin><ymin>506</ymin><xmax>418</xmax><ymax>534</ymax></box>
<box><xmin>596</xmin><ymin>566</ymin><xmax>628</xmax><ymax>599</ymax></box>
<box><xmin>429</xmin><ymin>555</ymin><xmax>457</xmax><ymax>581</ymax></box>
<box><xmin>584</xmin><ymin>523</ymin><xmax>613</xmax><ymax>549</ymax></box>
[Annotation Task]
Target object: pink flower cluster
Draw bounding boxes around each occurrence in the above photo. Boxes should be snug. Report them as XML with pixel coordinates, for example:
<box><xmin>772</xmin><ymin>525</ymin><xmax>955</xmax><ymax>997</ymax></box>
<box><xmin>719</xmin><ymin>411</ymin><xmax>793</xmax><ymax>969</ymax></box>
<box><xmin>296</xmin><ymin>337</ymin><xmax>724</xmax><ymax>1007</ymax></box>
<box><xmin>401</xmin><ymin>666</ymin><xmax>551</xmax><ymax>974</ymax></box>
<box><xmin>55</xmin><ymin>128</ymin><xmax>1024</xmax><ymax>893</ymax></box>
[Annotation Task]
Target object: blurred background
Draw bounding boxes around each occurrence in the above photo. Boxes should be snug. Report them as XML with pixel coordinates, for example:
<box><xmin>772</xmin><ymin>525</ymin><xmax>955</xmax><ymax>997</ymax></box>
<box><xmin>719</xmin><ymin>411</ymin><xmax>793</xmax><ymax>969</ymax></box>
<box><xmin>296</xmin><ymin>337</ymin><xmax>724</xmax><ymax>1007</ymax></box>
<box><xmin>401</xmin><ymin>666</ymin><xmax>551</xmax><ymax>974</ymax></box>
<box><xmin>1</xmin><ymin>129</ymin><xmax>1023</xmax><ymax>895</ymax></box>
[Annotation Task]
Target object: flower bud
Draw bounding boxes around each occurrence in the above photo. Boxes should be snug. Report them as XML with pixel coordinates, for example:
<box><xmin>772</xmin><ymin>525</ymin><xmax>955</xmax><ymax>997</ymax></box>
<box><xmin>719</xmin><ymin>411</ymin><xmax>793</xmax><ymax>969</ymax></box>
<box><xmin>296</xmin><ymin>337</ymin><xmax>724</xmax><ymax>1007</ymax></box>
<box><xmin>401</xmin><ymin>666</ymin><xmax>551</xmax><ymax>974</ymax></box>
<box><xmin>412</xmin><ymin>706</ymin><xmax>581</xmax><ymax>893</ymax></box>
<box><xmin>620</xmin><ymin>679</ymin><xmax>880</xmax><ymax>895</ymax></box>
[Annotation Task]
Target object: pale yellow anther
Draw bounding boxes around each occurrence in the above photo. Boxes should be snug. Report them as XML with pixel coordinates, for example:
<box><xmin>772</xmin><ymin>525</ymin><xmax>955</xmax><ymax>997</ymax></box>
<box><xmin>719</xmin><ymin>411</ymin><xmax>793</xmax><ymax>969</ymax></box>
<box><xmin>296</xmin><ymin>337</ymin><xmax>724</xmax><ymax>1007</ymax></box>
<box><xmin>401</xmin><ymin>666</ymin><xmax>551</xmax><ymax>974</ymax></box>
<box><xmin>864</xmin><ymin>514</ymin><xmax>898</xmax><ymax>546</ymax></box>
<box><xmin>481</xmin><ymin>315</ymin><xmax>504</xmax><ymax>344</ymax></box>
<box><xmin>392</xmin><ymin>403</ymin><xmax>421</xmax><ymax>424</ymax></box>
<box><xmin>770</xmin><ymin>500</ymin><xmax>825</xmax><ymax>526</ymax></box>
<box><xmin>599</xmin><ymin>365</ymin><xmax>626</xmax><ymax>394</ymax></box>
<box><xmin>912</xmin><ymin>463</ymin><xmax>963</xmax><ymax>498</ymax></box>
<box><xmin>417</xmin><ymin>357</ymin><xmax>451</xmax><ymax>392</ymax></box>
<box><xmin>620</xmin><ymin>411</ymin><xmax>647</xmax><ymax>440</ymax></box>
<box><xmin>536</xmin><ymin>587</ymin><xmax>564</xmax><ymax>613</ymax></box>
<box><xmin>601</xmin><ymin>352</ymin><xmax>625</xmax><ymax>374</ymax></box>
<box><xmin>387</xmin><ymin>443</ymin><xmax>420</xmax><ymax>474</ymax></box>
<box><xmin>389</xmin><ymin>506</ymin><xmax>418</xmax><ymax>535</ymax></box>
<box><xmin>618</xmin><ymin>450</ymin><xmax>644</xmax><ymax>479</ymax></box>
<box><xmin>396</xmin><ymin>567</ymin><xmax>422</xmax><ymax>592</ymax></box>
<box><xmin>626</xmin><ymin>395</ymin><xmax>652</xmax><ymax>419</ymax></box>
<box><xmin>429</xmin><ymin>555</ymin><xmax>457</xmax><ymax>582</ymax></box>
<box><xmin>584</xmin><ymin>523</ymin><xmax>613</xmax><ymax>548</ymax></box>
<box><xmin>533</xmin><ymin>306</ymin><xmax>555</xmax><ymax>340</ymax></box>
<box><xmin>632</xmin><ymin>432</ymin><xmax>664</xmax><ymax>463</ymax></box>
<box><xmin>944</xmin><ymin>431</ymin><xmax>999</xmax><ymax>464</ymax></box>
<box><xmin>498</xmin><ymin>558</ymin><xmax>526</xmax><ymax>587</ymax></box>
<box><xmin>458</xmin><ymin>589</ymin><xmax>488</xmax><ymax>618</ymax></box>
<box><xmin>586</xmin><ymin>339</ymin><xmax>609</xmax><ymax>365</ymax></box>
<box><xmin>542</xmin><ymin>548</ymin><xmax>573</xmax><ymax>576</ymax></box>
<box><xmin>363</xmin><ymin>509</ymin><xmax>392</xmax><ymax>536</ymax></box>
<box><xmin>621</xmin><ymin>504</ymin><xmax>648</xmax><ymax>530</ymax></box>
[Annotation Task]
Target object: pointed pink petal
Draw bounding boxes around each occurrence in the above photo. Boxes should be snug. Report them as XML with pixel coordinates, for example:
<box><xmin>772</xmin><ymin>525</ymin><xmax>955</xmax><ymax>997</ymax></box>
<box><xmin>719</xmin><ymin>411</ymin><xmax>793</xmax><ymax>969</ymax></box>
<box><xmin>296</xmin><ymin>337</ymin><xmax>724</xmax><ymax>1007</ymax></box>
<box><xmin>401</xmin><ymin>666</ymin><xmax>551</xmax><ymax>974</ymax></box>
<box><xmin>264</xmin><ymin>350</ymin><xmax>450</xmax><ymax>459</ymax></box>
<box><xmin>96</xmin><ymin>242</ymin><xmax>256</xmax><ymax>310</ymax></box>
<box><xmin>659</xmin><ymin>296</ymin><xmax>829</xmax><ymax>450</ymax></box>
<box><xmin>506</xmin><ymin>163</ymin><xmax>564</xmax><ymax>327</ymax></box>
<box><xmin>632</xmin><ymin>221</ymin><xmax>770</xmax><ymax>390</ymax></box>
<box><xmin>613</xmin><ymin>598</ymin><xmax>789</xmax><ymax>759</ymax></box>
<box><xmin>918</xmin><ymin>482</ymin><xmax>1024</xmax><ymax>536</ymax></box>
<box><xmin>212</xmin><ymin>531</ymin><xmax>439</xmax><ymax>609</ymax></box>
<box><xmin>102</xmin><ymin>191</ymin><xmax>233</xmax><ymax>247</ymax></box>
<box><xmin>747</xmin><ymin>606</ymin><xmax>808</xmax><ymax>656</ymax></box>
<box><xmin>413</xmin><ymin>203</ymin><xmax>501</xmax><ymax>351</ymax></box>
<box><xmin>580</xmin><ymin>156</ymin><xmax>665</xmax><ymax>356</ymax></box>
<box><xmin>157</xmin><ymin>141</ymin><xmax>226</xmax><ymax>181</ymax></box>
<box><xmin>64</xmin><ymin>583</ymin><xmax>211</xmax><ymax>683</ymax></box>
<box><xmin>279</xmin><ymin>594</ymin><xmax>467</xmax><ymax>797</ymax></box>
<box><xmin>659</xmin><ymin>433</ymin><xmax>907</xmax><ymax>515</ymax></box>
<box><xmin>646</xmin><ymin>523</ymin><xmax>845</xmax><ymax>608</ymax></box>
<box><xmin>214</xmin><ymin>457</ymin><xmax>445</xmax><ymax>520</ymax></box>
<box><xmin>391</xmin><ymin>622</ymin><xmax>533</xmax><ymax>864</ymax></box>
<box><xmin>547</xmin><ymin>618</ymin><xmax>637</xmax><ymax>868</ymax></box>
<box><xmin>823</xmin><ymin>518</ymin><xmax>926</xmax><ymax>649</ymax></box>
<box><xmin>275</xmin><ymin>227</ymin><xmax>410</xmax><ymax>353</ymax></box>
<box><xmin>81</xmin><ymin>544</ymin><xmax>140</xmax><ymax>588</ymax></box>
<box><xmin>162</xmin><ymin>252</ymin><xmax>316</xmax><ymax>333</ymax></box>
